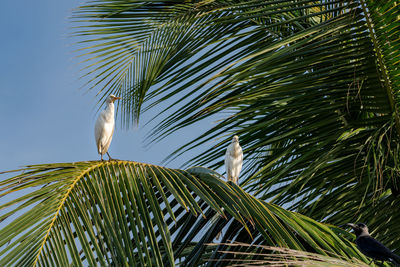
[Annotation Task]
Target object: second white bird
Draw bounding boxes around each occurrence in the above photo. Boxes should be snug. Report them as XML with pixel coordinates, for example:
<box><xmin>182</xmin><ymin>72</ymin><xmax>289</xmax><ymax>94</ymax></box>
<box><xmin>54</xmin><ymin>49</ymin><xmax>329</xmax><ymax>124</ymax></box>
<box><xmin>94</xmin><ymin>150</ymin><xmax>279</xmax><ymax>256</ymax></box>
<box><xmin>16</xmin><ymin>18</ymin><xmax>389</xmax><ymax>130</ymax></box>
<box><xmin>225</xmin><ymin>135</ymin><xmax>243</xmax><ymax>184</ymax></box>
<box><xmin>95</xmin><ymin>94</ymin><xmax>121</xmax><ymax>161</ymax></box>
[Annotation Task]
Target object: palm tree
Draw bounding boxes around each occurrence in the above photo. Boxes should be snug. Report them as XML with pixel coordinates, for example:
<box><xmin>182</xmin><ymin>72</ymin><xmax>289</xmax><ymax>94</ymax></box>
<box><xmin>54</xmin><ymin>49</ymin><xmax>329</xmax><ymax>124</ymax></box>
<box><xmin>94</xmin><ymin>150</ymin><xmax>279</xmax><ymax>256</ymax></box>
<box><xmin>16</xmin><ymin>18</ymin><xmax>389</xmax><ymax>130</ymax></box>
<box><xmin>1</xmin><ymin>0</ymin><xmax>399</xmax><ymax>266</ymax></box>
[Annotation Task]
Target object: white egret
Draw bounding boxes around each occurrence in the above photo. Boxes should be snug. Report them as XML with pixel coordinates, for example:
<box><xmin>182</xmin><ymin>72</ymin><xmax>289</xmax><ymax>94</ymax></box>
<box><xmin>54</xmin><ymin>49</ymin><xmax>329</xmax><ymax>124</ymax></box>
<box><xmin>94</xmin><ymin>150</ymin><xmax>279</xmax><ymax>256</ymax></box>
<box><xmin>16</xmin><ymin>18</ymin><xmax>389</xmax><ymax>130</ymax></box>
<box><xmin>94</xmin><ymin>94</ymin><xmax>121</xmax><ymax>161</ymax></box>
<box><xmin>225</xmin><ymin>135</ymin><xmax>243</xmax><ymax>184</ymax></box>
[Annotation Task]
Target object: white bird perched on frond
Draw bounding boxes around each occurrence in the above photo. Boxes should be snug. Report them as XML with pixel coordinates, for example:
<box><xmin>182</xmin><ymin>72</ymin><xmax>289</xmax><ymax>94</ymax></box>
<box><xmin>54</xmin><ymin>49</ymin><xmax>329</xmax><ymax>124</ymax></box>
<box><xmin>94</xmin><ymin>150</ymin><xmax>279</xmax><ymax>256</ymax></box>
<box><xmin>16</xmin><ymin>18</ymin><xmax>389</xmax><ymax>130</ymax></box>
<box><xmin>95</xmin><ymin>94</ymin><xmax>121</xmax><ymax>161</ymax></box>
<box><xmin>225</xmin><ymin>135</ymin><xmax>243</xmax><ymax>184</ymax></box>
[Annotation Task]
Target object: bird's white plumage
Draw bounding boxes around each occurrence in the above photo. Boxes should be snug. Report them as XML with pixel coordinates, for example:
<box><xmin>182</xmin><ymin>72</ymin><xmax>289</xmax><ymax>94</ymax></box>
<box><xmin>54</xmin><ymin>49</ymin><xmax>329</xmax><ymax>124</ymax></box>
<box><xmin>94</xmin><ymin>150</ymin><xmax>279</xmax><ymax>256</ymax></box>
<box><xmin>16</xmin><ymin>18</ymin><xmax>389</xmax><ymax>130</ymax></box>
<box><xmin>225</xmin><ymin>135</ymin><xmax>243</xmax><ymax>184</ymax></box>
<box><xmin>94</xmin><ymin>95</ymin><xmax>120</xmax><ymax>160</ymax></box>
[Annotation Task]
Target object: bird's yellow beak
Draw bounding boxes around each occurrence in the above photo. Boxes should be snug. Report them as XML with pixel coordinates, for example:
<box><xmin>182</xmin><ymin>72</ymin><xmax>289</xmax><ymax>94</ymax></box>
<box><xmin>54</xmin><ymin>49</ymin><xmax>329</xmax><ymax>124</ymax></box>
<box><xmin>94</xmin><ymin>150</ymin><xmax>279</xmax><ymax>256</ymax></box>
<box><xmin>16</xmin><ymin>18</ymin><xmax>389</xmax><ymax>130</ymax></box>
<box><xmin>112</xmin><ymin>96</ymin><xmax>121</xmax><ymax>100</ymax></box>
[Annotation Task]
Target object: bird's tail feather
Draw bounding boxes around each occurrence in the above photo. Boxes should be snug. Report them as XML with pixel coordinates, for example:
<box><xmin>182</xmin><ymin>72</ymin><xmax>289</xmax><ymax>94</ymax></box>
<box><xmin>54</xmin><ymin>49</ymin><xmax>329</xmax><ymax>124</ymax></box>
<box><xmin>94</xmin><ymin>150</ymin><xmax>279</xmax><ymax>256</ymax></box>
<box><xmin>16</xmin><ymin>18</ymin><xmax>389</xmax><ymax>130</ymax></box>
<box><xmin>390</xmin><ymin>259</ymin><xmax>400</xmax><ymax>267</ymax></box>
<box><xmin>390</xmin><ymin>252</ymin><xmax>400</xmax><ymax>267</ymax></box>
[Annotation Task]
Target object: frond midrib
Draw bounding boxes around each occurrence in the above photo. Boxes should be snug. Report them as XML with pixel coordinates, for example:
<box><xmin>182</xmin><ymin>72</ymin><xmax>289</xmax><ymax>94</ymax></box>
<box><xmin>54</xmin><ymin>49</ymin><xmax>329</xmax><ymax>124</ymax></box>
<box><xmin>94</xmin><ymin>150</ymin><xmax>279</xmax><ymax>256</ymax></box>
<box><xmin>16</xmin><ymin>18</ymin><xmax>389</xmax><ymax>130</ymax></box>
<box><xmin>360</xmin><ymin>0</ymin><xmax>400</xmax><ymax>135</ymax></box>
<box><xmin>32</xmin><ymin>162</ymin><xmax>104</xmax><ymax>267</ymax></box>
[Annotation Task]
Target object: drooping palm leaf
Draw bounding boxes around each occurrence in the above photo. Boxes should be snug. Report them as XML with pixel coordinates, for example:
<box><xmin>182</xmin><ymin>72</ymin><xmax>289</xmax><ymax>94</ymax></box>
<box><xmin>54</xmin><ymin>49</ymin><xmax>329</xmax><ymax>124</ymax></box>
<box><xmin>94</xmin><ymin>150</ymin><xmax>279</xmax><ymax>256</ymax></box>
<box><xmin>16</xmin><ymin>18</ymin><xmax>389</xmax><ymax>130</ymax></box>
<box><xmin>174</xmin><ymin>167</ymin><xmax>369</xmax><ymax>266</ymax></box>
<box><xmin>0</xmin><ymin>162</ymin><xmax>365</xmax><ymax>266</ymax></box>
<box><xmin>74</xmin><ymin>0</ymin><xmax>400</xmax><ymax>251</ymax></box>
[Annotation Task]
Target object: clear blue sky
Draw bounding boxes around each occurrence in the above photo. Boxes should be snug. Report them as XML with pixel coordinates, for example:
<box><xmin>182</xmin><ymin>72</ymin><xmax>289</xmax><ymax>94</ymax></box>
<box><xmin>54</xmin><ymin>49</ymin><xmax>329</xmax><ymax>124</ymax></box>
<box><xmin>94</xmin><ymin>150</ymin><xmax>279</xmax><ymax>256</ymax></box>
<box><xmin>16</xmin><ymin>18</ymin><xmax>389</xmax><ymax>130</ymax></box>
<box><xmin>0</xmin><ymin>0</ymin><xmax>214</xmax><ymax>173</ymax></box>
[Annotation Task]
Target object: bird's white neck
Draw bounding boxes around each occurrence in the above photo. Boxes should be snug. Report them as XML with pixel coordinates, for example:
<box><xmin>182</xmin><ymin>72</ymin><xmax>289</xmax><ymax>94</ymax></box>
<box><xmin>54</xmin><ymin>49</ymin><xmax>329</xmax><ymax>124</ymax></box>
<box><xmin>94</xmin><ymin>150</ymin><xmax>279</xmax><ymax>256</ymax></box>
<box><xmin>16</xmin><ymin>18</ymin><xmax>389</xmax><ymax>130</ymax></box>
<box><xmin>232</xmin><ymin>142</ymin><xmax>241</xmax><ymax>156</ymax></box>
<box><xmin>106</xmin><ymin>101</ymin><xmax>115</xmax><ymax>111</ymax></box>
<box><xmin>103</xmin><ymin>102</ymin><xmax>115</xmax><ymax>121</ymax></box>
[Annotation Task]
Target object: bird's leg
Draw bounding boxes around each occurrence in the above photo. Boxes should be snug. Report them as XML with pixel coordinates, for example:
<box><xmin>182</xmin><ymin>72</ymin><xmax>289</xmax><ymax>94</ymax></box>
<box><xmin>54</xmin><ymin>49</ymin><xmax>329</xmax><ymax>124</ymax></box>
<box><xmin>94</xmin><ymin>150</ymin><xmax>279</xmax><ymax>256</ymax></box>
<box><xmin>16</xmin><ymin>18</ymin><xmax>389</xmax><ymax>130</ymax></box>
<box><xmin>101</xmin><ymin>154</ymin><xmax>104</xmax><ymax>161</ymax></box>
<box><xmin>107</xmin><ymin>152</ymin><xmax>113</xmax><ymax>161</ymax></box>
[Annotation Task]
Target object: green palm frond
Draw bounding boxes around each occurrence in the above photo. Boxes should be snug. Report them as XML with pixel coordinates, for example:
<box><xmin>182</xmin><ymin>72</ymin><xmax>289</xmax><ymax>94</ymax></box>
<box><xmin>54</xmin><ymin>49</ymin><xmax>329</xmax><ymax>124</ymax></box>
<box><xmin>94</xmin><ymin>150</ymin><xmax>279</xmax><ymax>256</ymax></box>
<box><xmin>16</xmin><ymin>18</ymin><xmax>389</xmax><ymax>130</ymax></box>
<box><xmin>74</xmin><ymin>0</ymin><xmax>400</xmax><ymax>251</ymax></box>
<box><xmin>361</xmin><ymin>0</ymin><xmax>400</xmax><ymax>130</ymax></box>
<box><xmin>73</xmin><ymin>0</ymin><xmax>234</xmax><ymax>126</ymax></box>
<box><xmin>0</xmin><ymin>162</ymin><xmax>364</xmax><ymax>266</ymax></box>
<box><xmin>74</xmin><ymin>0</ymin><xmax>342</xmax><ymax>124</ymax></box>
<box><xmin>172</xmin><ymin>167</ymin><xmax>368</xmax><ymax>266</ymax></box>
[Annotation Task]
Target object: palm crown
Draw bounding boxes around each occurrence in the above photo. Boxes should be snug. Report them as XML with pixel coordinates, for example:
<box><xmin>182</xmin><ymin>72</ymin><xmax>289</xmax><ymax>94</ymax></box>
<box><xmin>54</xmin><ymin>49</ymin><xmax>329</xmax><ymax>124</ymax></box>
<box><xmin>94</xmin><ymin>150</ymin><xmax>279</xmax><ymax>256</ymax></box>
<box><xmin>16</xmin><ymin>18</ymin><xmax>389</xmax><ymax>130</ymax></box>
<box><xmin>1</xmin><ymin>0</ymin><xmax>399</xmax><ymax>266</ymax></box>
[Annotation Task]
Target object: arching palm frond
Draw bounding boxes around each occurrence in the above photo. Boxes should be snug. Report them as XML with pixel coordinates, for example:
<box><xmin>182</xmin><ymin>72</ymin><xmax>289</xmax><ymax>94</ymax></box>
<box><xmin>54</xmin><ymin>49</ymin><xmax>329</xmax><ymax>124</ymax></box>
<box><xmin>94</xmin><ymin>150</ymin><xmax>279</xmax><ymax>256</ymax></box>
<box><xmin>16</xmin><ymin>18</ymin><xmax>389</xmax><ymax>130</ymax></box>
<box><xmin>75</xmin><ymin>0</ymin><xmax>400</xmax><ymax>251</ymax></box>
<box><xmin>0</xmin><ymin>162</ymin><xmax>364</xmax><ymax>266</ymax></box>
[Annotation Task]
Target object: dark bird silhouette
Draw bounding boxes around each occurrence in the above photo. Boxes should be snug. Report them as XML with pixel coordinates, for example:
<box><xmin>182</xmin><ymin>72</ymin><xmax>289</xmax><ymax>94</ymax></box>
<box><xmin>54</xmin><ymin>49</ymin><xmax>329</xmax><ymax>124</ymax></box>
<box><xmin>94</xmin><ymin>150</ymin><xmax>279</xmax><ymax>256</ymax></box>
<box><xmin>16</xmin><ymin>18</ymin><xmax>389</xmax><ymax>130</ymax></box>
<box><xmin>347</xmin><ymin>223</ymin><xmax>400</xmax><ymax>266</ymax></box>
